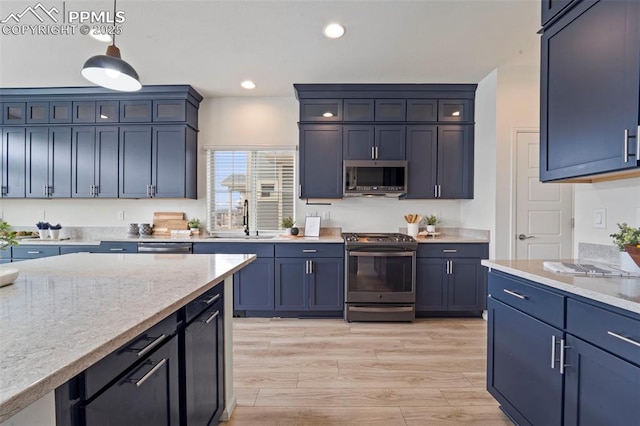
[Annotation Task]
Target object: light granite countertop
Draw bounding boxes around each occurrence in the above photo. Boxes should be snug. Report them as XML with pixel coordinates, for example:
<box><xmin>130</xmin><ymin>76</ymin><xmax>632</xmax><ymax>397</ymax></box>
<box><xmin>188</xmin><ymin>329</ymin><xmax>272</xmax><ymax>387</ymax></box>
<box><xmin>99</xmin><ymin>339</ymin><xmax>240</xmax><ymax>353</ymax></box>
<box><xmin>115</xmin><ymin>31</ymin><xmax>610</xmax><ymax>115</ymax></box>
<box><xmin>482</xmin><ymin>259</ymin><xmax>640</xmax><ymax>315</ymax></box>
<box><xmin>0</xmin><ymin>253</ymin><xmax>255</xmax><ymax>422</ymax></box>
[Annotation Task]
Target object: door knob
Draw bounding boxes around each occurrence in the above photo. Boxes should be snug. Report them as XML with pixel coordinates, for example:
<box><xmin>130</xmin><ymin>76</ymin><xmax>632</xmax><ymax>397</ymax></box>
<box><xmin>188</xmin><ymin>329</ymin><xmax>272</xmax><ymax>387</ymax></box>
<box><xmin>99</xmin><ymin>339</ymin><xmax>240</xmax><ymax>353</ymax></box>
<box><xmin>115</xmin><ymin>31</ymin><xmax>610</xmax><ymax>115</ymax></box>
<box><xmin>518</xmin><ymin>234</ymin><xmax>535</xmax><ymax>240</ymax></box>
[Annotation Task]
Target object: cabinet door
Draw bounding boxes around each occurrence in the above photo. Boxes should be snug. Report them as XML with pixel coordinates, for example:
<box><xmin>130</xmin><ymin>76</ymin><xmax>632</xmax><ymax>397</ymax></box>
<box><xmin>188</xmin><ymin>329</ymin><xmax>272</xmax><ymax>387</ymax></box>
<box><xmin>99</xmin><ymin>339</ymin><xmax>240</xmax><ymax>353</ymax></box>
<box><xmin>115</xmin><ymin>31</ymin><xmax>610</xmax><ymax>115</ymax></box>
<box><xmin>96</xmin><ymin>101</ymin><xmax>119</xmax><ymax>123</ymax></box>
<box><xmin>405</xmin><ymin>125</ymin><xmax>437</xmax><ymax>199</ymax></box>
<box><xmin>49</xmin><ymin>101</ymin><xmax>72</xmax><ymax>124</ymax></box>
<box><xmin>344</xmin><ymin>99</ymin><xmax>374</xmax><ymax>121</ymax></box>
<box><xmin>437</xmin><ymin>125</ymin><xmax>473</xmax><ymax>199</ymax></box>
<box><xmin>234</xmin><ymin>258</ymin><xmax>275</xmax><ymax>311</ymax></box>
<box><xmin>299</xmin><ymin>124</ymin><xmax>343</xmax><ymax>198</ymax></box>
<box><xmin>120</xmin><ymin>100</ymin><xmax>152</xmax><ymax>122</ymax></box>
<box><xmin>72</xmin><ymin>101</ymin><xmax>96</xmax><ymax>123</ymax></box>
<box><xmin>153</xmin><ymin>100</ymin><xmax>186</xmax><ymax>122</ymax></box>
<box><xmin>94</xmin><ymin>127</ymin><xmax>120</xmax><ymax>198</ymax></box>
<box><xmin>563</xmin><ymin>334</ymin><xmax>640</xmax><ymax>426</ymax></box>
<box><xmin>374</xmin><ymin>99</ymin><xmax>406</xmax><ymax>121</ymax></box>
<box><xmin>25</xmin><ymin>127</ymin><xmax>49</xmax><ymax>198</ymax></box>
<box><xmin>1</xmin><ymin>127</ymin><xmax>26</xmax><ymax>198</ymax></box>
<box><xmin>343</xmin><ymin>125</ymin><xmax>374</xmax><ymax>160</ymax></box>
<box><xmin>407</xmin><ymin>99</ymin><xmax>437</xmax><ymax>122</ymax></box>
<box><xmin>184</xmin><ymin>300</ymin><xmax>225</xmax><ymax>426</ymax></box>
<box><xmin>375</xmin><ymin>125</ymin><xmax>405</xmax><ymax>160</ymax></box>
<box><xmin>84</xmin><ymin>336</ymin><xmax>180</xmax><ymax>426</ymax></box>
<box><xmin>300</xmin><ymin>99</ymin><xmax>342</xmax><ymax>121</ymax></box>
<box><xmin>26</xmin><ymin>102</ymin><xmax>49</xmax><ymax>124</ymax></box>
<box><xmin>152</xmin><ymin>125</ymin><xmax>185</xmax><ymax>198</ymax></box>
<box><xmin>72</xmin><ymin>127</ymin><xmax>97</xmax><ymax>198</ymax></box>
<box><xmin>447</xmin><ymin>259</ymin><xmax>483</xmax><ymax>311</ymax></box>
<box><xmin>487</xmin><ymin>297</ymin><xmax>563</xmax><ymax>426</ymax></box>
<box><xmin>415</xmin><ymin>258</ymin><xmax>446</xmax><ymax>311</ymax></box>
<box><xmin>119</xmin><ymin>126</ymin><xmax>152</xmax><ymax>197</ymax></box>
<box><xmin>48</xmin><ymin>126</ymin><xmax>72</xmax><ymax>198</ymax></box>
<box><xmin>275</xmin><ymin>258</ymin><xmax>307</xmax><ymax>310</ymax></box>
<box><xmin>437</xmin><ymin>100</ymin><xmax>472</xmax><ymax>123</ymax></box>
<box><xmin>308</xmin><ymin>258</ymin><xmax>344</xmax><ymax>311</ymax></box>
<box><xmin>3</xmin><ymin>102</ymin><xmax>26</xmax><ymax>124</ymax></box>
<box><xmin>541</xmin><ymin>0</ymin><xmax>640</xmax><ymax>181</ymax></box>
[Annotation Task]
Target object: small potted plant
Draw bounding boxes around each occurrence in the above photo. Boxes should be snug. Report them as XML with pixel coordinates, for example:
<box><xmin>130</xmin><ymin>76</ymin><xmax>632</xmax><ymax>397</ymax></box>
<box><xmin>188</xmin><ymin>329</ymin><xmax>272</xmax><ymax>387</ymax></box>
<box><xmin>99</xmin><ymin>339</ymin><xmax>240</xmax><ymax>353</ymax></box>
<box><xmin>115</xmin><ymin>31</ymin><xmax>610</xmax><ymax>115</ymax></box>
<box><xmin>425</xmin><ymin>215</ymin><xmax>438</xmax><ymax>233</ymax></box>
<box><xmin>49</xmin><ymin>223</ymin><xmax>62</xmax><ymax>240</ymax></box>
<box><xmin>281</xmin><ymin>217</ymin><xmax>295</xmax><ymax>235</ymax></box>
<box><xmin>610</xmin><ymin>223</ymin><xmax>640</xmax><ymax>273</ymax></box>
<box><xmin>0</xmin><ymin>221</ymin><xmax>19</xmax><ymax>287</ymax></box>
<box><xmin>188</xmin><ymin>218</ymin><xmax>201</xmax><ymax>235</ymax></box>
<box><xmin>36</xmin><ymin>221</ymin><xmax>50</xmax><ymax>239</ymax></box>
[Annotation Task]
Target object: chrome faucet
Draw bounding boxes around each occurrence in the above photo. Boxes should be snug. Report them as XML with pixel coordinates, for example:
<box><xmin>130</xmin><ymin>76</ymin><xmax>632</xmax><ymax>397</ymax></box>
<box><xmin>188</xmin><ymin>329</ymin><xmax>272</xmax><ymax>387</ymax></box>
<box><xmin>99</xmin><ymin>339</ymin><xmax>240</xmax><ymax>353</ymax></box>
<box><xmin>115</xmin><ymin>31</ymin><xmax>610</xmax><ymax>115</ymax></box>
<box><xmin>243</xmin><ymin>199</ymin><xmax>249</xmax><ymax>236</ymax></box>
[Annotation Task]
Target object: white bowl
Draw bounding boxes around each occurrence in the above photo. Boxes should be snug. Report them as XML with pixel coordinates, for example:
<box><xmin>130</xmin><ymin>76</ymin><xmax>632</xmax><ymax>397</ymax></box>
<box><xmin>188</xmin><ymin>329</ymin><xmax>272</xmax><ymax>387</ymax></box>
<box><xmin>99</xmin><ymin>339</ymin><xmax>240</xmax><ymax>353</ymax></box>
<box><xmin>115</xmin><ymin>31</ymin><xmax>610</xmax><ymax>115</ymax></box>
<box><xmin>0</xmin><ymin>267</ymin><xmax>19</xmax><ymax>287</ymax></box>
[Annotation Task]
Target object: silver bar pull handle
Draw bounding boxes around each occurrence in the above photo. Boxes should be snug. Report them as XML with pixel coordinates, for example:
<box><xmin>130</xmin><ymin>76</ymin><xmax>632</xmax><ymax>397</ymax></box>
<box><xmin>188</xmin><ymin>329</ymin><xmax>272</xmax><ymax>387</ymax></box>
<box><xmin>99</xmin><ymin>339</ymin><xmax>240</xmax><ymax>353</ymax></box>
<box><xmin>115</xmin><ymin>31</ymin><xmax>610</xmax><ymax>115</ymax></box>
<box><xmin>27</xmin><ymin>251</ymin><xmax>41</xmax><ymax>254</ymax></box>
<box><xmin>438</xmin><ymin>185</ymin><xmax>442</xmax><ymax>198</ymax></box>
<box><xmin>302</xmin><ymin>249</ymin><xmax>317</xmax><ymax>253</ymax></box>
<box><xmin>559</xmin><ymin>338</ymin><xmax>568</xmax><ymax>375</ymax></box>
<box><xmin>131</xmin><ymin>358</ymin><xmax>167</xmax><ymax>387</ymax></box>
<box><xmin>135</xmin><ymin>334</ymin><xmax>166</xmax><ymax>358</ymax></box>
<box><xmin>202</xmin><ymin>293</ymin><xmax>221</xmax><ymax>305</ymax></box>
<box><xmin>503</xmin><ymin>289</ymin><xmax>527</xmax><ymax>300</ymax></box>
<box><xmin>442</xmin><ymin>249</ymin><xmax>458</xmax><ymax>253</ymax></box>
<box><xmin>624</xmin><ymin>129</ymin><xmax>630</xmax><ymax>163</ymax></box>
<box><xmin>44</xmin><ymin>184</ymin><xmax>48</xmax><ymax>196</ymax></box>
<box><xmin>434</xmin><ymin>185</ymin><xmax>438</xmax><ymax>198</ymax></box>
<box><xmin>371</xmin><ymin>146</ymin><xmax>375</xmax><ymax>160</ymax></box>
<box><xmin>375</xmin><ymin>146</ymin><xmax>379</xmax><ymax>159</ymax></box>
<box><xmin>94</xmin><ymin>185</ymin><xmax>99</xmax><ymax>196</ymax></box>
<box><xmin>551</xmin><ymin>335</ymin><xmax>557</xmax><ymax>369</ymax></box>
<box><xmin>607</xmin><ymin>331</ymin><xmax>640</xmax><ymax>348</ymax></box>
<box><xmin>204</xmin><ymin>310</ymin><xmax>220</xmax><ymax>324</ymax></box>
<box><xmin>309</xmin><ymin>260</ymin><xmax>313</xmax><ymax>274</ymax></box>
<box><xmin>109</xmin><ymin>248</ymin><xmax>125</xmax><ymax>252</ymax></box>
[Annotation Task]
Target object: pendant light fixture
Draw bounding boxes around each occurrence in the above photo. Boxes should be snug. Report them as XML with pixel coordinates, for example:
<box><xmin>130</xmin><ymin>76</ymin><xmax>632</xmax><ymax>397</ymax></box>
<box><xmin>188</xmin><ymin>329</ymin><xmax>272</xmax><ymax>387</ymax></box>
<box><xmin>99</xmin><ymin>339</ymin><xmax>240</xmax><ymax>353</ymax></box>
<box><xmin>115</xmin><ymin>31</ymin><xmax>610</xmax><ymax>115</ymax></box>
<box><xmin>81</xmin><ymin>0</ymin><xmax>141</xmax><ymax>92</ymax></box>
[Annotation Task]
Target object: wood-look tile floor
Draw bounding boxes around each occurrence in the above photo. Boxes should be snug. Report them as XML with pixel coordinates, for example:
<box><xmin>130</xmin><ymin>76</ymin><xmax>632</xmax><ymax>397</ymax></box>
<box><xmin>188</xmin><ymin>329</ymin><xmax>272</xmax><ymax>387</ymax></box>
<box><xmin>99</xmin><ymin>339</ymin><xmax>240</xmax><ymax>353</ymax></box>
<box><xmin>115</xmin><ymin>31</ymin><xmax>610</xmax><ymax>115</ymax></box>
<box><xmin>227</xmin><ymin>318</ymin><xmax>511</xmax><ymax>425</ymax></box>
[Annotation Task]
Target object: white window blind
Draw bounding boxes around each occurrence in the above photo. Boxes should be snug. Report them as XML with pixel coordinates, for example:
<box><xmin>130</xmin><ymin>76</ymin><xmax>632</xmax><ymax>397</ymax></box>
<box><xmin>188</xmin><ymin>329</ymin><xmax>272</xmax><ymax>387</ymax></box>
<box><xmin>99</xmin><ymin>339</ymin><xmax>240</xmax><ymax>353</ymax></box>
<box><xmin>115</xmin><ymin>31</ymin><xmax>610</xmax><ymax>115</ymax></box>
<box><xmin>206</xmin><ymin>149</ymin><xmax>295</xmax><ymax>233</ymax></box>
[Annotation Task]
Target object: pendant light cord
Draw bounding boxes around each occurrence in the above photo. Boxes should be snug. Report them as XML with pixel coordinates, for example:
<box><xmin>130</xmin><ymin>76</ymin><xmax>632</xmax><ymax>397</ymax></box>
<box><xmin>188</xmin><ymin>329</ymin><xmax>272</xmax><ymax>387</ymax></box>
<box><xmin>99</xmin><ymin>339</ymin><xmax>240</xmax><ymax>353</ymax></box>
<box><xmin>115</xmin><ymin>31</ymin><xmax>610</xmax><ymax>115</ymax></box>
<box><xmin>112</xmin><ymin>0</ymin><xmax>117</xmax><ymax>46</ymax></box>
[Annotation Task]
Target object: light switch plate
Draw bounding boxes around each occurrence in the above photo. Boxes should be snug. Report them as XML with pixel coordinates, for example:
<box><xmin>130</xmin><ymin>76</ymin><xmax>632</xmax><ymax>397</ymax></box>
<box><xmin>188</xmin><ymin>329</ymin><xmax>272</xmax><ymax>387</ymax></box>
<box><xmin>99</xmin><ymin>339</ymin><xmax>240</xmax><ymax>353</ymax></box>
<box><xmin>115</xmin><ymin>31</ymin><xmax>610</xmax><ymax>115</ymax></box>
<box><xmin>593</xmin><ymin>208</ymin><xmax>606</xmax><ymax>229</ymax></box>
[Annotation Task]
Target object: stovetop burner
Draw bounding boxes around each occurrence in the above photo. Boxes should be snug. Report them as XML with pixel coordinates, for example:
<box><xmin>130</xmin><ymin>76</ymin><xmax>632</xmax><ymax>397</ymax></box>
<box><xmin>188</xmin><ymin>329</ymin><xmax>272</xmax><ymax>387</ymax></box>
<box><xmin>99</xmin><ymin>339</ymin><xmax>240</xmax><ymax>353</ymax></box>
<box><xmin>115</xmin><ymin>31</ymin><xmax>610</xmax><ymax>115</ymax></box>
<box><xmin>342</xmin><ymin>232</ymin><xmax>417</xmax><ymax>245</ymax></box>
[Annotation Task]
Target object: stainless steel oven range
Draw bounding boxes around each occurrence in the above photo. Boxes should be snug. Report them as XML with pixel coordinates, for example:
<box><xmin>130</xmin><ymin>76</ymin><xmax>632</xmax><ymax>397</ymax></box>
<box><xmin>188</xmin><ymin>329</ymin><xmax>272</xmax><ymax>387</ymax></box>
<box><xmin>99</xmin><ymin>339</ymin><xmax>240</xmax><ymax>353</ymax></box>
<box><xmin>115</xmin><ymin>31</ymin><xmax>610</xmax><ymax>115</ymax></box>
<box><xmin>342</xmin><ymin>233</ymin><xmax>418</xmax><ymax>322</ymax></box>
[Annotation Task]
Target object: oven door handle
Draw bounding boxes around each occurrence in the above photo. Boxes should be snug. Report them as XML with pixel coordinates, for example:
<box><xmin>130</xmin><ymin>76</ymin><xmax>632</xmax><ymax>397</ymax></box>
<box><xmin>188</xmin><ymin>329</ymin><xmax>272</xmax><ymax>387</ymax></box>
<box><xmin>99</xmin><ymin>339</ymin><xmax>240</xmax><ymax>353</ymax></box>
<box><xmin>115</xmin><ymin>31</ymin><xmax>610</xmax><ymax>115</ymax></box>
<box><xmin>348</xmin><ymin>251</ymin><xmax>415</xmax><ymax>257</ymax></box>
<box><xmin>349</xmin><ymin>306</ymin><xmax>415</xmax><ymax>313</ymax></box>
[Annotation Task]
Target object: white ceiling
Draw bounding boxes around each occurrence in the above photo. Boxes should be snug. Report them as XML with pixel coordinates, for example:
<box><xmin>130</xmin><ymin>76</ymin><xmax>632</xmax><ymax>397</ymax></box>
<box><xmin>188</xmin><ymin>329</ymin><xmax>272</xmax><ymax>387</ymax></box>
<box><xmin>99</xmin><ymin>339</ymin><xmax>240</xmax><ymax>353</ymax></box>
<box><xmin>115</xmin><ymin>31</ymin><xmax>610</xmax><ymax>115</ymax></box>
<box><xmin>0</xmin><ymin>0</ymin><xmax>541</xmax><ymax>98</ymax></box>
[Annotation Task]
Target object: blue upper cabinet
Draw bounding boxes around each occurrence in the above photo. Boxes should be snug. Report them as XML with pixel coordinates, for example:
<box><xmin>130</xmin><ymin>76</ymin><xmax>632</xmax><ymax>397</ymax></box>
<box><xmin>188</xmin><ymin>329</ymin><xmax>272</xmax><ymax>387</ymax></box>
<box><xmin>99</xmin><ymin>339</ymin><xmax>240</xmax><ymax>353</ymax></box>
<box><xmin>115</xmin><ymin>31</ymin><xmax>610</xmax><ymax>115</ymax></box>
<box><xmin>299</xmin><ymin>124</ymin><xmax>343</xmax><ymax>198</ymax></box>
<box><xmin>374</xmin><ymin>99</ymin><xmax>406</xmax><ymax>121</ymax></box>
<box><xmin>540</xmin><ymin>0</ymin><xmax>640</xmax><ymax>181</ymax></box>
<box><xmin>344</xmin><ymin>99</ymin><xmax>374</xmax><ymax>121</ymax></box>
<box><xmin>541</xmin><ymin>0</ymin><xmax>577</xmax><ymax>25</ymax></box>
<box><xmin>407</xmin><ymin>99</ymin><xmax>437</xmax><ymax>122</ymax></box>
<box><xmin>299</xmin><ymin>100</ymin><xmax>342</xmax><ymax>122</ymax></box>
<box><xmin>119</xmin><ymin>100</ymin><xmax>152</xmax><ymax>123</ymax></box>
<box><xmin>26</xmin><ymin>102</ymin><xmax>49</xmax><ymax>124</ymax></box>
<box><xmin>3</xmin><ymin>102</ymin><xmax>25</xmax><ymax>124</ymax></box>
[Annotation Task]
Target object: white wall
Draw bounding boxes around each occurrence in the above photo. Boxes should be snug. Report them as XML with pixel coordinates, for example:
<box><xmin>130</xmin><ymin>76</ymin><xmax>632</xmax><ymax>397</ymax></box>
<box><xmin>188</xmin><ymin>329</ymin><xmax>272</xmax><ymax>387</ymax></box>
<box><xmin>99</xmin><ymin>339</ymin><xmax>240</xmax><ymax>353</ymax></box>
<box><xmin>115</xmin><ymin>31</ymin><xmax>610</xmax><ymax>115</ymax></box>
<box><xmin>462</xmin><ymin>69</ymin><xmax>497</xmax><ymax>257</ymax></box>
<box><xmin>573</xmin><ymin>177</ymin><xmax>640</xmax><ymax>253</ymax></box>
<box><xmin>493</xmin><ymin>65</ymin><xmax>541</xmax><ymax>259</ymax></box>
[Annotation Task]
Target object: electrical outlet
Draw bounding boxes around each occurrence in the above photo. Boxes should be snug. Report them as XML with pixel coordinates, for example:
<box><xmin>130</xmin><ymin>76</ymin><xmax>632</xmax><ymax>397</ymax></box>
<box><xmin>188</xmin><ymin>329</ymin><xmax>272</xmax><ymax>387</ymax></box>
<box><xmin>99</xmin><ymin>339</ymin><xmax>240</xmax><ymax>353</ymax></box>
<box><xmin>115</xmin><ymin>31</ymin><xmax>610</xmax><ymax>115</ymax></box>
<box><xmin>117</xmin><ymin>210</ymin><xmax>125</xmax><ymax>221</ymax></box>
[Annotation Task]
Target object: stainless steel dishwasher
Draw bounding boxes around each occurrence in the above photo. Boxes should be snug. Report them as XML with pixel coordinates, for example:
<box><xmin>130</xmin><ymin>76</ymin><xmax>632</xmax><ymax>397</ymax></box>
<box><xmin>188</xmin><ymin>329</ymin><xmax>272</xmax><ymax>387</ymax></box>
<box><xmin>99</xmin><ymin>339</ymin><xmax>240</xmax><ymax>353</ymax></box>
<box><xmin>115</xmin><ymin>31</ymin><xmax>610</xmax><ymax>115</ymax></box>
<box><xmin>137</xmin><ymin>242</ymin><xmax>193</xmax><ymax>254</ymax></box>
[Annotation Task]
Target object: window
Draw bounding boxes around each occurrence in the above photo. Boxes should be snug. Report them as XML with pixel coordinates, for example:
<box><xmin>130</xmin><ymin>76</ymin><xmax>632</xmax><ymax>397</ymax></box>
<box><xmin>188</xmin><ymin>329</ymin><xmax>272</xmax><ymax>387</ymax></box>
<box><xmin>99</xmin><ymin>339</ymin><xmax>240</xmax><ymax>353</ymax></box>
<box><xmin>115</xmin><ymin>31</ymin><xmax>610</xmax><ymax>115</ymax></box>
<box><xmin>207</xmin><ymin>149</ymin><xmax>295</xmax><ymax>233</ymax></box>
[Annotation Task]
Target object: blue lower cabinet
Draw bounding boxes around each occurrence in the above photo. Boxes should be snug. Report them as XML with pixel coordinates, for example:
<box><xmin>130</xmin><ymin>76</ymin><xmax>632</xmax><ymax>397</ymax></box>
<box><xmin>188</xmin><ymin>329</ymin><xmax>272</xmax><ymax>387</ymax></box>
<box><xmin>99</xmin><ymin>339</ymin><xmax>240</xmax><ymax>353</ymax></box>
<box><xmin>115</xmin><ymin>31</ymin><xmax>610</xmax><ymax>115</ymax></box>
<box><xmin>234</xmin><ymin>258</ymin><xmax>275</xmax><ymax>311</ymax></box>
<box><xmin>60</xmin><ymin>246</ymin><xmax>97</xmax><ymax>255</ymax></box>
<box><xmin>275</xmin><ymin>257</ymin><xmax>344</xmax><ymax>312</ymax></box>
<box><xmin>12</xmin><ymin>245</ymin><xmax>60</xmax><ymax>260</ymax></box>
<box><xmin>487</xmin><ymin>297</ymin><xmax>563</xmax><ymax>426</ymax></box>
<box><xmin>563</xmin><ymin>335</ymin><xmax>640</xmax><ymax>426</ymax></box>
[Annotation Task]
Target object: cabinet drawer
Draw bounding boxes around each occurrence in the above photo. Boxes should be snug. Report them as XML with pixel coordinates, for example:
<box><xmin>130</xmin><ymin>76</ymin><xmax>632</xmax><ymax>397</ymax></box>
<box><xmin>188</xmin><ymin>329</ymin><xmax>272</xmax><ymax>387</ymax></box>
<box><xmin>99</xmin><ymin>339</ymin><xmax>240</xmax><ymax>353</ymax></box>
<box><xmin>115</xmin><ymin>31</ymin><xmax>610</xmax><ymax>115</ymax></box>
<box><xmin>417</xmin><ymin>243</ymin><xmax>487</xmax><ymax>258</ymax></box>
<box><xmin>96</xmin><ymin>242</ymin><xmax>138</xmax><ymax>253</ymax></box>
<box><xmin>84</xmin><ymin>312</ymin><xmax>178</xmax><ymax>399</ymax></box>
<box><xmin>567</xmin><ymin>299</ymin><xmax>640</xmax><ymax>365</ymax></box>
<box><xmin>60</xmin><ymin>245</ymin><xmax>98</xmax><ymax>255</ymax></box>
<box><xmin>13</xmin><ymin>245</ymin><xmax>60</xmax><ymax>259</ymax></box>
<box><xmin>488</xmin><ymin>271</ymin><xmax>565</xmax><ymax>329</ymax></box>
<box><xmin>186</xmin><ymin>284</ymin><xmax>224</xmax><ymax>324</ymax></box>
<box><xmin>193</xmin><ymin>242</ymin><xmax>274</xmax><ymax>258</ymax></box>
<box><xmin>275</xmin><ymin>243</ymin><xmax>343</xmax><ymax>258</ymax></box>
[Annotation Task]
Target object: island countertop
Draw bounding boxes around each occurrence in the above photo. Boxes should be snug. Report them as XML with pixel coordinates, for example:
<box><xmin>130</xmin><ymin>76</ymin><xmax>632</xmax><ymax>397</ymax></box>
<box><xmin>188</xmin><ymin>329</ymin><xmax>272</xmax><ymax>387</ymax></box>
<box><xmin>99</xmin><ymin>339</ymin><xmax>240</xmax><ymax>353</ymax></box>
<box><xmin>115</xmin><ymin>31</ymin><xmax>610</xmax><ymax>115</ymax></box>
<box><xmin>482</xmin><ymin>259</ymin><xmax>640</xmax><ymax>315</ymax></box>
<box><xmin>0</xmin><ymin>253</ymin><xmax>255</xmax><ymax>422</ymax></box>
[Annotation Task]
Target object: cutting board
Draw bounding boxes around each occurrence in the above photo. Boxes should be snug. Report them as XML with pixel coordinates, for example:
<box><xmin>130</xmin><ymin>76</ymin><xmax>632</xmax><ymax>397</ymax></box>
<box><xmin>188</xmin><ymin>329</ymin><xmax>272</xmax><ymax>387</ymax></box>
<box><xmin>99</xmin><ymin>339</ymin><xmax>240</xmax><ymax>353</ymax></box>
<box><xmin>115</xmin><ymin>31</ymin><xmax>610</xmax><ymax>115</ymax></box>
<box><xmin>153</xmin><ymin>212</ymin><xmax>188</xmax><ymax>235</ymax></box>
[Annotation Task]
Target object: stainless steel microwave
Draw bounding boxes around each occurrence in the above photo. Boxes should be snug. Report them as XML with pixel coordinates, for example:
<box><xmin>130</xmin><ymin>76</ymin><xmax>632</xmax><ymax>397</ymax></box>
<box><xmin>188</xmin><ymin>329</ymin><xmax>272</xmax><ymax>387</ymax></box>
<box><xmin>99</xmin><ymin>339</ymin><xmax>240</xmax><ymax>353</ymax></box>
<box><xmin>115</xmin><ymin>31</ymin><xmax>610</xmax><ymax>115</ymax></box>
<box><xmin>343</xmin><ymin>160</ymin><xmax>407</xmax><ymax>196</ymax></box>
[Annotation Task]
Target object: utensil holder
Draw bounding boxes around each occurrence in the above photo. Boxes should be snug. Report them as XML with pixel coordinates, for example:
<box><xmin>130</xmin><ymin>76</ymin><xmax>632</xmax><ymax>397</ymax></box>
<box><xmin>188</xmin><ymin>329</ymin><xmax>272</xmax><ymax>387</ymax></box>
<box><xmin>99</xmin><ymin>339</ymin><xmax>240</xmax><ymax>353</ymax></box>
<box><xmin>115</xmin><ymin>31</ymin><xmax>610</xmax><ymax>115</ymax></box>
<box><xmin>407</xmin><ymin>223</ymin><xmax>419</xmax><ymax>238</ymax></box>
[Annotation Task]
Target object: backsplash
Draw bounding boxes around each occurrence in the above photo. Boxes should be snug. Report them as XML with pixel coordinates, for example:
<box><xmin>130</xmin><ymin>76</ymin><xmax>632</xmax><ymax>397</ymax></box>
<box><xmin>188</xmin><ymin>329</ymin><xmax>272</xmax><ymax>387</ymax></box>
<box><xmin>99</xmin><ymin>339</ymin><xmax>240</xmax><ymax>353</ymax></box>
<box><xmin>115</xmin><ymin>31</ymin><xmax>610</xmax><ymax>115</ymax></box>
<box><xmin>578</xmin><ymin>242</ymin><xmax>620</xmax><ymax>265</ymax></box>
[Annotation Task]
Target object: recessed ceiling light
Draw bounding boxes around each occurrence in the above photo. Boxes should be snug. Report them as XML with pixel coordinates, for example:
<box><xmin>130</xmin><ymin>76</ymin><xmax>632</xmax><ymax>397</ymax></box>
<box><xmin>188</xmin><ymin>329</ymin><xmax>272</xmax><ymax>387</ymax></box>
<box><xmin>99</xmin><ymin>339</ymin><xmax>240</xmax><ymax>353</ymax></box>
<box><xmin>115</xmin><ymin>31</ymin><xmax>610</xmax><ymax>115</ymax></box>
<box><xmin>323</xmin><ymin>23</ymin><xmax>345</xmax><ymax>39</ymax></box>
<box><xmin>241</xmin><ymin>80</ymin><xmax>256</xmax><ymax>89</ymax></box>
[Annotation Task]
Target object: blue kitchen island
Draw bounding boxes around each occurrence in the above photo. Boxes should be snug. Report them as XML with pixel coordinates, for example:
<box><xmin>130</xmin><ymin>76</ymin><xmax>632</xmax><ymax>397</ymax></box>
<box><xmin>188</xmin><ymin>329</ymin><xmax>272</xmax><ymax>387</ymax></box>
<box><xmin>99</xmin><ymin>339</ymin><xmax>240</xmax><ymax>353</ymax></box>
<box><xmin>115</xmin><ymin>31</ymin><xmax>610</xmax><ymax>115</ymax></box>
<box><xmin>0</xmin><ymin>252</ymin><xmax>255</xmax><ymax>425</ymax></box>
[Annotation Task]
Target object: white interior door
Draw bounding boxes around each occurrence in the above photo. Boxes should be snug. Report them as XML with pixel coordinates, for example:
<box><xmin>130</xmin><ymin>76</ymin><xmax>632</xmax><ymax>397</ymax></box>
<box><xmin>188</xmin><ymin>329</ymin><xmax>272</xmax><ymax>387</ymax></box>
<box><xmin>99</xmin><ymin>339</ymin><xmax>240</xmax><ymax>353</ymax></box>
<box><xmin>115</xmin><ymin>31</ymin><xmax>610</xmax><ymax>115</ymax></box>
<box><xmin>515</xmin><ymin>130</ymin><xmax>573</xmax><ymax>260</ymax></box>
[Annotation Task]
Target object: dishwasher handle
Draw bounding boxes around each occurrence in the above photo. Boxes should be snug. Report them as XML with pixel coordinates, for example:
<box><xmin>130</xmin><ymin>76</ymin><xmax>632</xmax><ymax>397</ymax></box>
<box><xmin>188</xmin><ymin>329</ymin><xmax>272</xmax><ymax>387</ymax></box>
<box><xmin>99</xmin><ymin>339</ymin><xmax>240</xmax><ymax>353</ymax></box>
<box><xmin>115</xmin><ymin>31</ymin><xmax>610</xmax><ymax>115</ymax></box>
<box><xmin>137</xmin><ymin>243</ymin><xmax>193</xmax><ymax>254</ymax></box>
